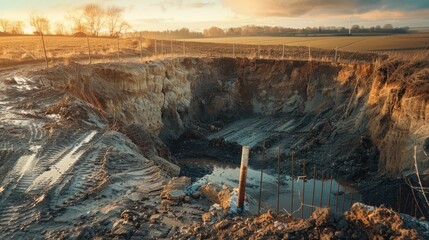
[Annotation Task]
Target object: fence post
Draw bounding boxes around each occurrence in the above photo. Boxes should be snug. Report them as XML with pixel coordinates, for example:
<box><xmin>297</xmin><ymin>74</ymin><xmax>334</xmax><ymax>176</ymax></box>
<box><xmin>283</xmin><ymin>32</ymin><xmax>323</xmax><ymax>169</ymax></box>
<box><xmin>233</xmin><ymin>44</ymin><xmax>235</xmax><ymax>58</ymax></box>
<box><xmin>161</xmin><ymin>39</ymin><xmax>164</xmax><ymax>55</ymax></box>
<box><xmin>117</xmin><ymin>37</ymin><xmax>120</xmax><ymax>62</ymax></box>
<box><xmin>335</xmin><ymin>47</ymin><xmax>338</xmax><ymax>62</ymax></box>
<box><xmin>170</xmin><ymin>40</ymin><xmax>173</xmax><ymax>56</ymax></box>
<box><xmin>139</xmin><ymin>33</ymin><xmax>143</xmax><ymax>62</ymax></box>
<box><xmin>87</xmin><ymin>35</ymin><xmax>91</xmax><ymax>64</ymax></box>
<box><xmin>258</xmin><ymin>45</ymin><xmax>260</xmax><ymax>59</ymax></box>
<box><xmin>311</xmin><ymin>165</ymin><xmax>316</xmax><ymax>213</ymax></box>
<box><xmin>183</xmin><ymin>41</ymin><xmax>185</xmax><ymax>56</ymax></box>
<box><xmin>282</xmin><ymin>44</ymin><xmax>285</xmax><ymax>60</ymax></box>
<box><xmin>154</xmin><ymin>39</ymin><xmax>157</xmax><ymax>56</ymax></box>
<box><xmin>40</xmin><ymin>32</ymin><xmax>49</xmax><ymax>68</ymax></box>
<box><xmin>308</xmin><ymin>45</ymin><xmax>311</xmax><ymax>61</ymax></box>
<box><xmin>320</xmin><ymin>173</ymin><xmax>324</xmax><ymax>207</ymax></box>
<box><xmin>238</xmin><ymin>146</ymin><xmax>250</xmax><ymax>210</ymax></box>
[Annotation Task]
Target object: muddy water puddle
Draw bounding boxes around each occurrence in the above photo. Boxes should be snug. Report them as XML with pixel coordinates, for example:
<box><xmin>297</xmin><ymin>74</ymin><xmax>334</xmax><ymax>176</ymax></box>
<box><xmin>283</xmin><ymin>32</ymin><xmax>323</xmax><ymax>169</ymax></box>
<box><xmin>180</xmin><ymin>157</ymin><xmax>361</xmax><ymax>218</ymax></box>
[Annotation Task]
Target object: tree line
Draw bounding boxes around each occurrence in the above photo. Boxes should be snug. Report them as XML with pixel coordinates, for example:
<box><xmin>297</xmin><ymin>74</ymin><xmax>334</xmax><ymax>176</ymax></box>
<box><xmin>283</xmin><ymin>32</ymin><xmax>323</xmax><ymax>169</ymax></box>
<box><xmin>0</xmin><ymin>3</ymin><xmax>131</xmax><ymax>37</ymax></box>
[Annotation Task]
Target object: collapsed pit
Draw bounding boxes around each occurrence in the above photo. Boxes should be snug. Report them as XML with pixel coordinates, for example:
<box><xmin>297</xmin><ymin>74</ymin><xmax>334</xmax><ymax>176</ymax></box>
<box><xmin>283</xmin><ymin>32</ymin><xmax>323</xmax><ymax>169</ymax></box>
<box><xmin>1</xmin><ymin>57</ymin><xmax>428</xmax><ymax>238</ymax></box>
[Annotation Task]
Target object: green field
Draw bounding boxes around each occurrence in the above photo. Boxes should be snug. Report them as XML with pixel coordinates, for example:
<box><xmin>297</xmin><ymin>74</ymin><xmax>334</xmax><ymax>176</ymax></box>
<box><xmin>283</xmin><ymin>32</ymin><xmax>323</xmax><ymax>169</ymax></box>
<box><xmin>181</xmin><ymin>33</ymin><xmax>429</xmax><ymax>52</ymax></box>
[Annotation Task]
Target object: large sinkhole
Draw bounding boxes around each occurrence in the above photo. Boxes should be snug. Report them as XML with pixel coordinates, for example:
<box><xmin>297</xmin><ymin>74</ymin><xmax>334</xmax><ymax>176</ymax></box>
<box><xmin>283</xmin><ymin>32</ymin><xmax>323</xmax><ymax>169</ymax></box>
<box><xmin>19</xmin><ymin>57</ymin><xmax>429</xmax><ymax>219</ymax></box>
<box><xmin>0</xmin><ymin>58</ymin><xmax>429</xmax><ymax>236</ymax></box>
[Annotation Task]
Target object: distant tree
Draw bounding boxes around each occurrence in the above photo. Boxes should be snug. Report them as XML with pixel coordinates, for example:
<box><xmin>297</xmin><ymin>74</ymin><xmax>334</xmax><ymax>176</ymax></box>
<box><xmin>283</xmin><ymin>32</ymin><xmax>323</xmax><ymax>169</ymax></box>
<box><xmin>106</xmin><ymin>6</ymin><xmax>124</xmax><ymax>36</ymax></box>
<box><xmin>54</xmin><ymin>22</ymin><xmax>65</xmax><ymax>35</ymax></box>
<box><xmin>118</xmin><ymin>21</ymin><xmax>131</xmax><ymax>35</ymax></box>
<box><xmin>351</xmin><ymin>24</ymin><xmax>360</xmax><ymax>30</ymax></box>
<box><xmin>10</xmin><ymin>21</ymin><xmax>24</xmax><ymax>34</ymax></box>
<box><xmin>67</xmin><ymin>13</ymin><xmax>87</xmax><ymax>34</ymax></box>
<box><xmin>203</xmin><ymin>26</ymin><xmax>225</xmax><ymax>37</ymax></box>
<box><xmin>30</xmin><ymin>13</ymin><xmax>50</xmax><ymax>34</ymax></box>
<box><xmin>82</xmin><ymin>4</ymin><xmax>106</xmax><ymax>36</ymax></box>
<box><xmin>0</xmin><ymin>18</ymin><xmax>9</xmax><ymax>32</ymax></box>
<box><xmin>383</xmin><ymin>24</ymin><xmax>393</xmax><ymax>29</ymax></box>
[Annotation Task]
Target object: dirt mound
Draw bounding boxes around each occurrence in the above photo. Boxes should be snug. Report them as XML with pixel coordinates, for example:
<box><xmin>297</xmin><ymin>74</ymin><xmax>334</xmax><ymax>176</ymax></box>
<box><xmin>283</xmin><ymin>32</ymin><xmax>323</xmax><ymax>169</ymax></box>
<box><xmin>180</xmin><ymin>204</ymin><xmax>428</xmax><ymax>239</ymax></box>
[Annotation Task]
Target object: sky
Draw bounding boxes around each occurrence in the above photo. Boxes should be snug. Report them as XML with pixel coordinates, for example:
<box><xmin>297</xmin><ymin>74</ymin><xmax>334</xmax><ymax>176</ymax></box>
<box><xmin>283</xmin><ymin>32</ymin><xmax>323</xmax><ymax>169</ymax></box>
<box><xmin>0</xmin><ymin>0</ymin><xmax>428</xmax><ymax>33</ymax></box>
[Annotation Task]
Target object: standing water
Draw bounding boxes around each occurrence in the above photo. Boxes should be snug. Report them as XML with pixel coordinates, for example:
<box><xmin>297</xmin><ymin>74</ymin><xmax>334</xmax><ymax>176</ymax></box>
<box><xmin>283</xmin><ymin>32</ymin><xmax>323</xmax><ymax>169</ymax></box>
<box><xmin>180</xmin><ymin>157</ymin><xmax>361</xmax><ymax>218</ymax></box>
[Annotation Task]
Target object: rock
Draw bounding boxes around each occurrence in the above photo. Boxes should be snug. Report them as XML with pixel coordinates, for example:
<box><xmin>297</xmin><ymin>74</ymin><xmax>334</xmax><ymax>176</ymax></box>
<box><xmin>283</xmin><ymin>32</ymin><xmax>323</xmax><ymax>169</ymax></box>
<box><xmin>311</xmin><ymin>208</ymin><xmax>333</xmax><ymax>227</ymax></box>
<box><xmin>161</xmin><ymin>199</ymin><xmax>176</xmax><ymax>206</ymax></box>
<box><xmin>214</xmin><ymin>220</ymin><xmax>230</xmax><ymax>230</ymax></box>
<box><xmin>76</xmin><ymin>227</ymin><xmax>95</xmax><ymax>240</ymax></box>
<box><xmin>202</xmin><ymin>213</ymin><xmax>213</xmax><ymax>223</ymax></box>
<box><xmin>191</xmin><ymin>191</ymin><xmax>201</xmax><ymax>199</ymax></box>
<box><xmin>160</xmin><ymin>176</ymin><xmax>191</xmax><ymax>201</ymax></box>
<box><xmin>199</xmin><ymin>183</ymin><xmax>233</xmax><ymax>209</ymax></box>
<box><xmin>149</xmin><ymin>214</ymin><xmax>162</xmax><ymax>223</ymax></box>
<box><xmin>152</xmin><ymin>156</ymin><xmax>181</xmax><ymax>177</ymax></box>
<box><xmin>113</xmin><ymin>224</ymin><xmax>134</xmax><ymax>239</ymax></box>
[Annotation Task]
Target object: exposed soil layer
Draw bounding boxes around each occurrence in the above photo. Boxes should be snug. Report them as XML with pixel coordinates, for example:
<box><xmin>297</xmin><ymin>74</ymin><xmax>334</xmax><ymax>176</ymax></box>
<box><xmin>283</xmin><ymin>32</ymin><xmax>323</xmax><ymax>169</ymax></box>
<box><xmin>0</xmin><ymin>57</ymin><xmax>428</xmax><ymax>238</ymax></box>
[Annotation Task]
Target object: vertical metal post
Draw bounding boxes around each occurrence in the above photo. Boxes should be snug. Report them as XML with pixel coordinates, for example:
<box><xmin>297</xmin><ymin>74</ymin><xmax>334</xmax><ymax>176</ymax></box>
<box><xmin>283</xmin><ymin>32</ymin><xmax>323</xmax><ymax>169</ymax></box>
<box><xmin>277</xmin><ymin>146</ymin><xmax>281</xmax><ymax>214</ymax></box>
<box><xmin>238</xmin><ymin>146</ymin><xmax>250</xmax><ymax>210</ymax></box>
<box><xmin>320</xmin><ymin>173</ymin><xmax>324</xmax><ymax>207</ymax></box>
<box><xmin>350</xmin><ymin>189</ymin><xmax>354</xmax><ymax>208</ymax></box>
<box><xmin>335</xmin><ymin>181</ymin><xmax>340</xmax><ymax>212</ymax></box>
<box><xmin>328</xmin><ymin>175</ymin><xmax>333</xmax><ymax>207</ymax></box>
<box><xmin>258</xmin><ymin>141</ymin><xmax>265</xmax><ymax>215</ymax></box>
<box><xmin>311</xmin><ymin>166</ymin><xmax>316</xmax><ymax>212</ymax></box>
<box><xmin>183</xmin><ymin>41</ymin><xmax>185</xmax><ymax>56</ymax></box>
<box><xmin>86</xmin><ymin>35</ymin><xmax>91</xmax><ymax>64</ymax></box>
<box><xmin>161</xmin><ymin>39</ymin><xmax>164</xmax><ymax>55</ymax></box>
<box><xmin>308</xmin><ymin>45</ymin><xmax>311</xmax><ymax>61</ymax></box>
<box><xmin>290</xmin><ymin>150</ymin><xmax>295</xmax><ymax>216</ymax></box>
<box><xmin>282</xmin><ymin>44</ymin><xmax>285</xmax><ymax>59</ymax></box>
<box><xmin>233</xmin><ymin>44</ymin><xmax>235</xmax><ymax>58</ymax></box>
<box><xmin>117</xmin><ymin>37</ymin><xmax>120</xmax><ymax>62</ymax></box>
<box><xmin>155</xmin><ymin>39</ymin><xmax>157</xmax><ymax>56</ymax></box>
<box><xmin>258</xmin><ymin>45</ymin><xmax>260</xmax><ymax>59</ymax></box>
<box><xmin>342</xmin><ymin>187</ymin><xmax>347</xmax><ymax>212</ymax></box>
<box><xmin>301</xmin><ymin>160</ymin><xmax>306</xmax><ymax>218</ymax></box>
<box><xmin>139</xmin><ymin>33</ymin><xmax>143</xmax><ymax>61</ymax></box>
<box><xmin>41</xmin><ymin>32</ymin><xmax>48</xmax><ymax>69</ymax></box>
<box><xmin>171</xmin><ymin>40</ymin><xmax>173</xmax><ymax>56</ymax></box>
<box><xmin>335</xmin><ymin>47</ymin><xmax>338</xmax><ymax>62</ymax></box>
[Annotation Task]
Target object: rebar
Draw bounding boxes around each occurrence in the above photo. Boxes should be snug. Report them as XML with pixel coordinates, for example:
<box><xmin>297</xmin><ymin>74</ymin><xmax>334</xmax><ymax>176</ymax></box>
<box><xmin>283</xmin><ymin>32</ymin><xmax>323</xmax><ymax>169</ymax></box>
<box><xmin>301</xmin><ymin>159</ymin><xmax>306</xmax><ymax>218</ymax></box>
<box><xmin>335</xmin><ymin>181</ymin><xmax>340</xmax><ymax>212</ymax></box>
<box><xmin>311</xmin><ymin>165</ymin><xmax>316</xmax><ymax>213</ymax></box>
<box><xmin>290</xmin><ymin>150</ymin><xmax>295</xmax><ymax>215</ymax></box>
<box><xmin>328</xmin><ymin>175</ymin><xmax>333</xmax><ymax>207</ymax></box>
<box><xmin>277</xmin><ymin>146</ymin><xmax>280</xmax><ymax>214</ymax></box>
<box><xmin>320</xmin><ymin>173</ymin><xmax>324</xmax><ymax>207</ymax></box>
<box><xmin>258</xmin><ymin>141</ymin><xmax>265</xmax><ymax>215</ymax></box>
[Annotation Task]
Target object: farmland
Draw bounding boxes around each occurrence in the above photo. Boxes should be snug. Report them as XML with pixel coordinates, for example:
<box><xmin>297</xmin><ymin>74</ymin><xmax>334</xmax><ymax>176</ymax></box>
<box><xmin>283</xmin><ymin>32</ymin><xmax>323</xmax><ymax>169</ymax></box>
<box><xmin>182</xmin><ymin>33</ymin><xmax>429</xmax><ymax>52</ymax></box>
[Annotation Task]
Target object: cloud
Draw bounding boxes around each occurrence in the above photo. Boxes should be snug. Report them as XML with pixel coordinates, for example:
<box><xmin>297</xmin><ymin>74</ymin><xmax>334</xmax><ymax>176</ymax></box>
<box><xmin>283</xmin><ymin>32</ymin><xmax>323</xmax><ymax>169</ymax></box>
<box><xmin>222</xmin><ymin>0</ymin><xmax>429</xmax><ymax>18</ymax></box>
<box><xmin>158</xmin><ymin>0</ymin><xmax>214</xmax><ymax>11</ymax></box>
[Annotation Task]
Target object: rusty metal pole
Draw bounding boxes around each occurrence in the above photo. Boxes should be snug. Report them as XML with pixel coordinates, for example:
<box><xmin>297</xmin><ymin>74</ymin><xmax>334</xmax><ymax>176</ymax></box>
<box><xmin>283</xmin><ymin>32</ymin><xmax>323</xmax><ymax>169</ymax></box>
<box><xmin>282</xmin><ymin>44</ymin><xmax>285</xmax><ymax>60</ymax></box>
<box><xmin>238</xmin><ymin>146</ymin><xmax>250</xmax><ymax>210</ymax></box>
<box><xmin>301</xmin><ymin>160</ymin><xmax>306</xmax><ymax>218</ymax></box>
<box><xmin>154</xmin><ymin>39</ymin><xmax>157</xmax><ymax>56</ymax></box>
<box><xmin>342</xmin><ymin>187</ymin><xmax>347</xmax><ymax>212</ymax></box>
<box><xmin>117</xmin><ymin>37</ymin><xmax>120</xmax><ymax>62</ymax></box>
<box><xmin>320</xmin><ymin>173</ymin><xmax>325</xmax><ymax>207</ymax></box>
<box><xmin>350</xmin><ymin>189</ymin><xmax>354</xmax><ymax>209</ymax></box>
<box><xmin>328</xmin><ymin>175</ymin><xmax>333</xmax><ymax>207</ymax></box>
<box><xmin>40</xmin><ymin>32</ymin><xmax>48</xmax><ymax>69</ymax></box>
<box><xmin>86</xmin><ymin>35</ymin><xmax>91</xmax><ymax>64</ymax></box>
<box><xmin>183</xmin><ymin>41</ymin><xmax>185</xmax><ymax>56</ymax></box>
<box><xmin>290</xmin><ymin>150</ymin><xmax>295</xmax><ymax>216</ymax></box>
<box><xmin>312</xmin><ymin>166</ymin><xmax>316</xmax><ymax>213</ymax></box>
<box><xmin>335</xmin><ymin>182</ymin><xmax>340</xmax><ymax>212</ymax></box>
<box><xmin>139</xmin><ymin>33</ymin><xmax>143</xmax><ymax>62</ymax></box>
<box><xmin>277</xmin><ymin>146</ymin><xmax>281</xmax><ymax>214</ymax></box>
<box><xmin>170</xmin><ymin>40</ymin><xmax>173</xmax><ymax>56</ymax></box>
<box><xmin>258</xmin><ymin>141</ymin><xmax>265</xmax><ymax>215</ymax></box>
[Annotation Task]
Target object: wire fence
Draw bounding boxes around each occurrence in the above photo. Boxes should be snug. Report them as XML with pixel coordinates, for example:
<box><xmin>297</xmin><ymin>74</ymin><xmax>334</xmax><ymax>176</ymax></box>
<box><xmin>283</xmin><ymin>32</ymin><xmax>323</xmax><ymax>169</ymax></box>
<box><xmin>0</xmin><ymin>34</ymin><xmax>387</xmax><ymax>69</ymax></box>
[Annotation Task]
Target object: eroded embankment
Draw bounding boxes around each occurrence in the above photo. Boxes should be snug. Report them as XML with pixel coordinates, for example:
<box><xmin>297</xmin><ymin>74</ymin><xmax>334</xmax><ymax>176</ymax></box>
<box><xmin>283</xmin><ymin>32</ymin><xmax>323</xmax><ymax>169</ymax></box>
<box><xmin>38</xmin><ymin>58</ymin><xmax>429</xmax><ymax>176</ymax></box>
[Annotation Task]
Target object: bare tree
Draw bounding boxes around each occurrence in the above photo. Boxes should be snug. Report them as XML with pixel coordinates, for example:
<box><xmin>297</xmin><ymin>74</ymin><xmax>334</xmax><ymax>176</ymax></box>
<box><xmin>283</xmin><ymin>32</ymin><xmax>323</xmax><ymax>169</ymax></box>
<box><xmin>54</xmin><ymin>22</ymin><xmax>65</xmax><ymax>35</ymax></box>
<box><xmin>66</xmin><ymin>12</ymin><xmax>87</xmax><ymax>34</ymax></box>
<box><xmin>0</xmin><ymin>18</ymin><xmax>9</xmax><ymax>32</ymax></box>
<box><xmin>30</xmin><ymin>13</ymin><xmax>50</xmax><ymax>34</ymax></box>
<box><xmin>106</xmin><ymin>6</ymin><xmax>124</xmax><ymax>37</ymax></box>
<box><xmin>82</xmin><ymin>4</ymin><xmax>106</xmax><ymax>36</ymax></box>
<box><xmin>10</xmin><ymin>21</ymin><xmax>24</xmax><ymax>34</ymax></box>
<box><xmin>118</xmin><ymin>21</ymin><xmax>131</xmax><ymax>36</ymax></box>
